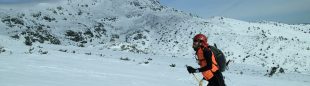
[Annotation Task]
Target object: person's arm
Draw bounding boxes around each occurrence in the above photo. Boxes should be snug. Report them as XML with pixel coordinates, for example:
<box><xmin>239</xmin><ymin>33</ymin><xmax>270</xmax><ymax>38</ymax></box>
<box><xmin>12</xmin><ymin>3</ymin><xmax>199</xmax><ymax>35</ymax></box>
<box><xmin>198</xmin><ymin>65</ymin><xmax>211</xmax><ymax>72</ymax></box>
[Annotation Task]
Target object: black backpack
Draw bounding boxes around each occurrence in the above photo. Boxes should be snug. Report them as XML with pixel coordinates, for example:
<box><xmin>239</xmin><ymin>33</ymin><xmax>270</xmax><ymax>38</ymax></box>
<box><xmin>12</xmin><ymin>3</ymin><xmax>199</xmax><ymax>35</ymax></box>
<box><xmin>209</xmin><ymin>44</ymin><xmax>227</xmax><ymax>72</ymax></box>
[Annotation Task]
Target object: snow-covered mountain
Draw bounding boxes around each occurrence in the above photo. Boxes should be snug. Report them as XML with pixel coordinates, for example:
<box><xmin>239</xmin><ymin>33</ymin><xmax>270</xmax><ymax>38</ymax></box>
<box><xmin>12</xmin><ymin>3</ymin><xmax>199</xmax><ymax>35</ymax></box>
<box><xmin>1</xmin><ymin>0</ymin><xmax>310</xmax><ymax>85</ymax></box>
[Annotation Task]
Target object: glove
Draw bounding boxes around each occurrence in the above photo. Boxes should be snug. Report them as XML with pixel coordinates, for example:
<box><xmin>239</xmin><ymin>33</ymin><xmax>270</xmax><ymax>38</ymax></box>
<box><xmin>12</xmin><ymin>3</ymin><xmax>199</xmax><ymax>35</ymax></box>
<box><xmin>186</xmin><ymin>66</ymin><xmax>198</xmax><ymax>73</ymax></box>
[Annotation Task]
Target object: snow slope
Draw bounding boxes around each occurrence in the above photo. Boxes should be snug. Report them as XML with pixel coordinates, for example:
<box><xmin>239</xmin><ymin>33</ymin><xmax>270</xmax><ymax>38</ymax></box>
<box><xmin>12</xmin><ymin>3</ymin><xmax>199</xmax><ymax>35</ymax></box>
<box><xmin>0</xmin><ymin>0</ymin><xmax>310</xmax><ymax>86</ymax></box>
<box><xmin>1</xmin><ymin>35</ymin><xmax>310</xmax><ymax>86</ymax></box>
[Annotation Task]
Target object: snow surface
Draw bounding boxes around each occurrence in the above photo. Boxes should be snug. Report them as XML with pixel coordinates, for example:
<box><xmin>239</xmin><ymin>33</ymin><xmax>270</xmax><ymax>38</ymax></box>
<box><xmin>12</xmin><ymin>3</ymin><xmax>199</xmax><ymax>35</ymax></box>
<box><xmin>0</xmin><ymin>0</ymin><xmax>310</xmax><ymax>86</ymax></box>
<box><xmin>1</xmin><ymin>35</ymin><xmax>309</xmax><ymax>86</ymax></box>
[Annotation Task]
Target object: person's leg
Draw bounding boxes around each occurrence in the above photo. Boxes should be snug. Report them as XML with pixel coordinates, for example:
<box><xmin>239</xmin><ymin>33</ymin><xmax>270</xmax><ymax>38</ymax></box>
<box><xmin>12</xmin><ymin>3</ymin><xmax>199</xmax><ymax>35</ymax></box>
<box><xmin>216</xmin><ymin>72</ymin><xmax>226</xmax><ymax>86</ymax></box>
<box><xmin>207</xmin><ymin>77</ymin><xmax>216</xmax><ymax>86</ymax></box>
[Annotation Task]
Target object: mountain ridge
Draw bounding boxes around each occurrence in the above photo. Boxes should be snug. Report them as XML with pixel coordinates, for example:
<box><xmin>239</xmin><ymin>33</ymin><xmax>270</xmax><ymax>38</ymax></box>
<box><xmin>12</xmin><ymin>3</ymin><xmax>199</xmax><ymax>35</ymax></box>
<box><xmin>0</xmin><ymin>0</ymin><xmax>309</xmax><ymax>74</ymax></box>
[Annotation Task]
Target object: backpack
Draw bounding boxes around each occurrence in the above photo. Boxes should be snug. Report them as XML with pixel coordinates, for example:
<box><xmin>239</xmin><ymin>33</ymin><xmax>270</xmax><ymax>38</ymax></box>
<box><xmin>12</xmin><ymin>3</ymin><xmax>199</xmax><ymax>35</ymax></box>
<box><xmin>209</xmin><ymin>44</ymin><xmax>226</xmax><ymax>72</ymax></box>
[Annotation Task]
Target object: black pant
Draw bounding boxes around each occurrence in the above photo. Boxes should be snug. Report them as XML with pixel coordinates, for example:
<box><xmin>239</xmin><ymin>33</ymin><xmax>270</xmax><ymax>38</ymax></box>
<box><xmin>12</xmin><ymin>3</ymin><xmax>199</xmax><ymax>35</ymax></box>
<box><xmin>207</xmin><ymin>71</ymin><xmax>226</xmax><ymax>86</ymax></box>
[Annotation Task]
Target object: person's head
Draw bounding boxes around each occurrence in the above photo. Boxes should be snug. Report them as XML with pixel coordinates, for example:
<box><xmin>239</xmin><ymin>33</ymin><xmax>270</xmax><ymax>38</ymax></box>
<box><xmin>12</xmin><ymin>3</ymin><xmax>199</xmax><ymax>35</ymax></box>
<box><xmin>192</xmin><ymin>34</ymin><xmax>209</xmax><ymax>51</ymax></box>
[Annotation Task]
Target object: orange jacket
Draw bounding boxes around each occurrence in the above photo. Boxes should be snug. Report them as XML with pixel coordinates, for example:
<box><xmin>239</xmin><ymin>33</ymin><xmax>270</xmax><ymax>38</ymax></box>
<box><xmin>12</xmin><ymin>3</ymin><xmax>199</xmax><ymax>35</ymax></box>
<box><xmin>196</xmin><ymin>48</ymin><xmax>218</xmax><ymax>80</ymax></box>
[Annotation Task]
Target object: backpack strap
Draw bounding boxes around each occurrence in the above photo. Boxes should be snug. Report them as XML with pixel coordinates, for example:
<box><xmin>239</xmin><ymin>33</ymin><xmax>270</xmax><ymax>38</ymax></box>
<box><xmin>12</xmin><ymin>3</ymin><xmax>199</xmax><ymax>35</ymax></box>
<box><xmin>208</xmin><ymin>46</ymin><xmax>218</xmax><ymax>66</ymax></box>
<box><xmin>198</xmin><ymin>47</ymin><xmax>218</xmax><ymax>73</ymax></box>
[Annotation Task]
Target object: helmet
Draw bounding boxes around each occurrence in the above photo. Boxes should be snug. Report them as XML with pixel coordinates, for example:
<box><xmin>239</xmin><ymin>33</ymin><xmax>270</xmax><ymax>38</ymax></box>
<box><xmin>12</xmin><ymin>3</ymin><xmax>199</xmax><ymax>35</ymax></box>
<box><xmin>192</xmin><ymin>34</ymin><xmax>209</xmax><ymax>51</ymax></box>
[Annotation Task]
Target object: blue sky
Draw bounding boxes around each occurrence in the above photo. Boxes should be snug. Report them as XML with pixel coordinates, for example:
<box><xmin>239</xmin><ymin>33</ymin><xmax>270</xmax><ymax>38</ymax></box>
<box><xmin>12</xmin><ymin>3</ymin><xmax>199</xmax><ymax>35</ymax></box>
<box><xmin>0</xmin><ymin>0</ymin><xmax>309</xmax><ymax>24</ymax></box>
<box><xmin>159</xmin><ymin>0</ymin><xmax>310</xmax><ymax>24</ymax></box>
<box><xmin>0</xmin><ymin>0</ymin><xmax>56</xmax><ymax>4</ymax></box>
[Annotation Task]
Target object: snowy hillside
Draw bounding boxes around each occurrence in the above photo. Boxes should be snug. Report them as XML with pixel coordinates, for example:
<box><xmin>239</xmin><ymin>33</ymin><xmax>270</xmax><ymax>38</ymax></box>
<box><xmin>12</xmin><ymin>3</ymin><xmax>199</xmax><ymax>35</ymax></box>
<box><xmin>1</xmin><ymin>34</ymin><xmax>310</xmax><ymax>86</ymax></box>
<box><xmin>0</xmin><ymin>0</ymin><xmax>310</xmax><ymax>86</ymax></box>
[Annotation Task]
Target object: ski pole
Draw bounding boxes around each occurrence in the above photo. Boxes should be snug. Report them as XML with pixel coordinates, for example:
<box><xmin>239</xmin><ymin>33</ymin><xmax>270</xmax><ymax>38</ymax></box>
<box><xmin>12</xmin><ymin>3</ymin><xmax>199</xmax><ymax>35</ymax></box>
<box><xmin>192</xmin><ymin>73</ymin><xmax>200</xmax><ymax>82</ymax></box>
<box><xmin>192</xmin><ymin>73</ymin><xmax>203</xmax><ymax>86</ymax></box>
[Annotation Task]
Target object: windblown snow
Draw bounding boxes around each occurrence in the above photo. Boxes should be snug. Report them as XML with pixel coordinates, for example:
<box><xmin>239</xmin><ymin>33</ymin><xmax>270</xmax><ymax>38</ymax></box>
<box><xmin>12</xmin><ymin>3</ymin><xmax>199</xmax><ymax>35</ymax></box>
<box><xmin>0</xmin><ymin>0</ymin><xmax>309</xmax><ymax>86</ymax></box>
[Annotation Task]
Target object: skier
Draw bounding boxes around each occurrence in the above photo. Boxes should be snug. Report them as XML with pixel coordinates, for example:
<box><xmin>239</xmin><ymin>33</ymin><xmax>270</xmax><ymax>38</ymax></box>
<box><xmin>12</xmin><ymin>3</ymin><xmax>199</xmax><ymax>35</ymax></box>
<box><xmin>186</xmin><ymin>34</ymin><xmax>226</xmax><ymax>86</ymax></box>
